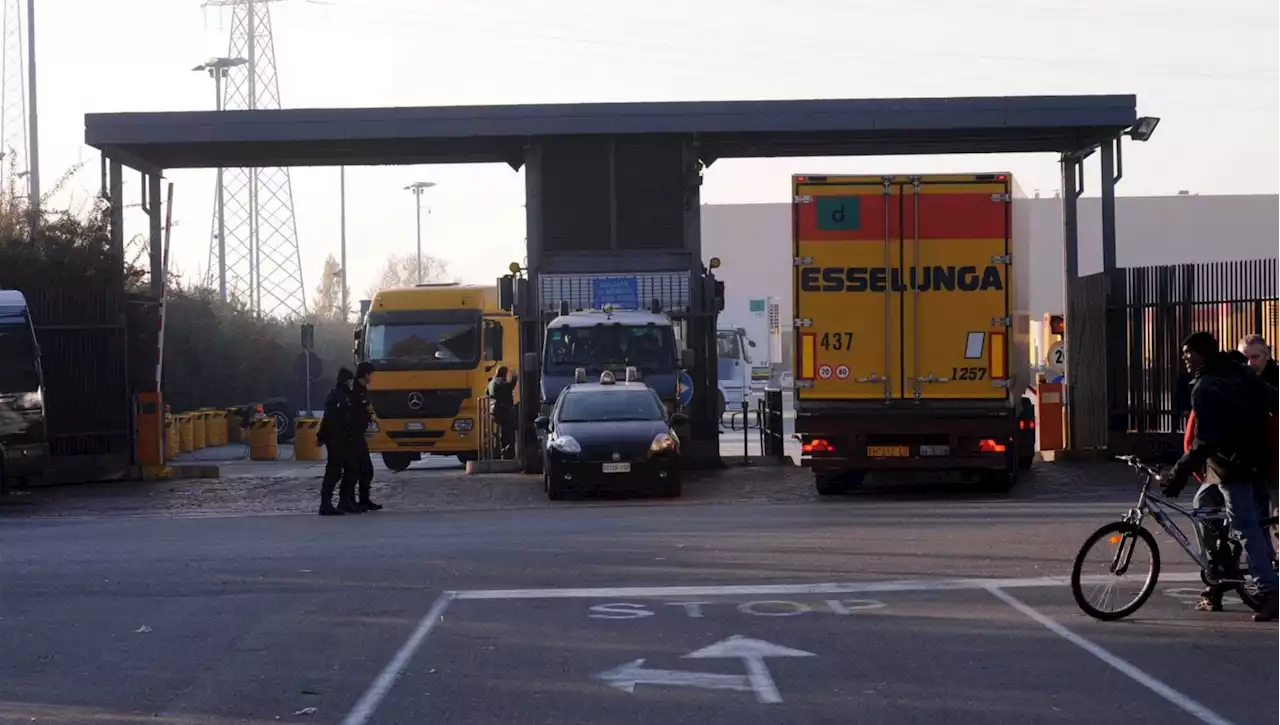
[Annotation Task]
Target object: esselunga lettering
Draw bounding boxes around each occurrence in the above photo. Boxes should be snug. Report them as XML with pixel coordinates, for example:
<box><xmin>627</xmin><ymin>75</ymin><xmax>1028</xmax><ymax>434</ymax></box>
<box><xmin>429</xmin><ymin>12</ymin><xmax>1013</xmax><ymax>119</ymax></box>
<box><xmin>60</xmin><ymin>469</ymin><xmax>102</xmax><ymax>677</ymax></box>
<box><xmin>798</xmin><ymin>265</ymin><xmax>1005</xmax><ymax>293</ymax></box>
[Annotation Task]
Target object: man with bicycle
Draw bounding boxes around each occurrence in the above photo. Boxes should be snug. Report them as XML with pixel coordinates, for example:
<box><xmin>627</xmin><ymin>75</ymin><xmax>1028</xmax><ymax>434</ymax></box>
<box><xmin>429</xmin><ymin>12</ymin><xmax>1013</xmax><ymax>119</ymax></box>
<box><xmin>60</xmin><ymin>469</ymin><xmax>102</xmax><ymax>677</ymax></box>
<box><xmin>1165</xmin><ymin>332</ymin><xmax>1278</xmax><ymax>622</ymax></box>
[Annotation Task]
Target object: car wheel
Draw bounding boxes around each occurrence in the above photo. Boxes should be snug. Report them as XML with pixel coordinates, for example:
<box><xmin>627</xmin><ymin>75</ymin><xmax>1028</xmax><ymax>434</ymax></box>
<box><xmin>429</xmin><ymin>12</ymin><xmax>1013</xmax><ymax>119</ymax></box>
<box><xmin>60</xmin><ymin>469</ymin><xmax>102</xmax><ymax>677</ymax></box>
<box><xmin>715</xmin><ymin>389</ymin><xmax>726</xmax><ymax>419</ymax></box>
<box><xmin>546</xmin><ymin>464</ymin><xmax>569</xmax><ymax>501</ymax></box>
<box><xmin>381</xmin><ymin>453</ymin><xmax>413</xmax><ymax>472</ymax></box>
<box><xmin>658</xmin><ymin>473</ymin><xmax>682</xmax><ymax>498</ymax></box>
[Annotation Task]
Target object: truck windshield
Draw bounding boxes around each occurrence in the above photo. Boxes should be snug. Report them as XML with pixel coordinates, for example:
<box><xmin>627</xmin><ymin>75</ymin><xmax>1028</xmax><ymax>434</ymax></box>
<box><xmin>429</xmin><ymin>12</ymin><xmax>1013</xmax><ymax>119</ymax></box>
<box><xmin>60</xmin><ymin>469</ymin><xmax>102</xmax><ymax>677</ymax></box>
<box><xmin>544</xmin><ymin>325</ymin><xmax>677</xmax><ymax>375</ymax></box>
<box><xmin>716</xmin><ymin>331</ymin><xmax>746</xmax><ymax>362</ymax></box>
<box><xmin>363</xmin><ymin>309</ymin><xmax>482</xmax><ymax>371</ymax></box>
<box><xmin>0</xmin><ymin>317</ymin><xmax>41</xmax><ymax>393</ymax></box>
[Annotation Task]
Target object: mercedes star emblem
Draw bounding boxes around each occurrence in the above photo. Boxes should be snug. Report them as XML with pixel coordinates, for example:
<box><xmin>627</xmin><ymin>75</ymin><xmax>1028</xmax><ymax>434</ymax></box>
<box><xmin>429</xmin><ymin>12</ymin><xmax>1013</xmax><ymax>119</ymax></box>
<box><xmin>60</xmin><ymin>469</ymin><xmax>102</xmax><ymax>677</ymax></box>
<box><xmin>611</xmin><ymin>452</ymin><xmax>621</xmax><ymax>461</ymax></box>
<box><xmin>407</xmin><ymin>392</ymin><xmax>425</xmax><ymax>410</ymax></box>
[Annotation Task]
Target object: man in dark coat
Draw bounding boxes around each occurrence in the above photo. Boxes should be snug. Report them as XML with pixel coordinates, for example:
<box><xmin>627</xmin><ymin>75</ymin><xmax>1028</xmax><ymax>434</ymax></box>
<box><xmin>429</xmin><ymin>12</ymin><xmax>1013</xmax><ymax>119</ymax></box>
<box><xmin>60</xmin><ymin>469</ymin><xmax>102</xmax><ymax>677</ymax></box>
<box><xmin>317</xmin><ymin>368</ymin><xmax>361</xmax><ymax>515</ymax></box>
<box><xmin>352</xmin><ymin>361</ymin><xmax>382</xmax><ymax>511</ymax></box>
<box><xmin>1165</xmin><ymin>332</ymin><xmax>1277</xmax><ymax>622</ymax></box>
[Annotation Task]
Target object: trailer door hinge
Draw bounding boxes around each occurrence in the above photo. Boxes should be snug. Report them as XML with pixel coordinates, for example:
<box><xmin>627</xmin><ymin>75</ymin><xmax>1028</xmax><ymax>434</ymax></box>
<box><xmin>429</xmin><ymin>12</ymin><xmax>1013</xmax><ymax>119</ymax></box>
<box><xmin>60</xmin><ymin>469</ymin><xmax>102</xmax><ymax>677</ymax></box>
<box><xmin>991</xmin><ymin>316</ymin><xmax>1012</xmax><ymax>327</ymax></box>
<box><xmin>990</xmin><ymin>193</ymin><xmax>1011</xmax><ymax>202</ymax></box>
<box><xmin>793</xmin><ymin>195</ymin><xmax>812</xmax><ymax>204</ymax></box>
<box><xmin>991</xmin><ymin>254</ymin><xmax>1011</xmax><ymax>264</ymax></box>
<box><xmin>991</xmin><ymin>379</ymin><xmax>1012</xmax><ymax>389</ymax></box>
<box><xmin>793</xmin><ymin>256</ymin><xmax>813</xmax><ymax>266</ymax></box>
<box><xmin>795</xmin><ymin>380</ymin><xmax>814</xmax><ymax>389</ymax></box>
<box><xmin>794</xmin><ymin>318</ymin><xmax>813</xmax><ymax>328</ymax></box>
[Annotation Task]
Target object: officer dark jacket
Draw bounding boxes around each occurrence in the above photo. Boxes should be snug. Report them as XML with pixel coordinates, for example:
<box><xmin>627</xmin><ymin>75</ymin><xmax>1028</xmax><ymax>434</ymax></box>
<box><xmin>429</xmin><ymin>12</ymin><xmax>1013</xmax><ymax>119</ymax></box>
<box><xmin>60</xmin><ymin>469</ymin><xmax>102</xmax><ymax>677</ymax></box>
<box><xmin>318</xmin><ymin>384</ymin><xmax>361</xmax><ymax>447</ymax></box>
<box><xmin>1173</xmin><ymin>355</ymin><xmax>1278</xmax><ymax>486</ymax></box>
<box><xmin>352</xmin><ymin>380</ymin><xmax>374</xmax><ymax>434</ymax></box>
<box><xmin>1264</xmin><ymin>358</ymin><xmax>1278</xmax><ymax>389</ymax></box>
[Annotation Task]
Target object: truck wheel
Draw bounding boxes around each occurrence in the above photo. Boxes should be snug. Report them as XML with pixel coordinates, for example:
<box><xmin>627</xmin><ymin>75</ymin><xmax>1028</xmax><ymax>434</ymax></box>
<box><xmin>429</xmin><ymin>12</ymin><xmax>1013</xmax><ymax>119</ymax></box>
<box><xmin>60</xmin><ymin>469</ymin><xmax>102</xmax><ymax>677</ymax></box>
<box><xmin>977</xmin><ymin>468</ymin><xmax>1017</xmax><ymax>493</ymax></box>
<box><xmin>381</xmin><ymin>453</ymin><xmax>414</xmax><ymax>472</ymax></box>
<box><xmin>815</xmin><ymin>470</ymin><xmax>865</xmax><ymax>496</ymax></box>
<box><xmin>1017</xmin><ymin>453</ymin><xmax>1035</xmax><ymax>471</ymax></box>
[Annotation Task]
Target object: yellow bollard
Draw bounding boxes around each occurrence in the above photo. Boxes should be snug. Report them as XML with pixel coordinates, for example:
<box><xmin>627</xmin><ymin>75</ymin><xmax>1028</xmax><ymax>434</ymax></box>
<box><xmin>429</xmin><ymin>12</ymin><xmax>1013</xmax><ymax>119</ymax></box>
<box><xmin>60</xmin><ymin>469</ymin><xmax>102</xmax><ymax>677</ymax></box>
<box><xmin>177</xmin><ymin>414</ymin><xmax>194</xmax><ymax>453</ymax></box>
<box><xmin>191</xmin><ymin>411</ymin><xmax>208</xmax><ymax>450</ymax></box>
<box><xmin>205</xmin><ymin>409</ymin><xmax>227</xmax><ymax>446</ymax></box>
<box><xmin>294</xmin><ymin>418</ymin><xmax>323</xmax><ymax>461</ymax></box>
<box><xmin>248</xmin><ymin>418</ymin><xmax>279</xmax><ymax>461</ymax></box>
<box><xmin>225</xmin><ymin>409</ymin><xmax>244</xmax><ymax>443</ymax></box>
<box><xmin>165</xmin><ymin>416</ymin><xmax>180</xmax><ymax>460</ymax></box>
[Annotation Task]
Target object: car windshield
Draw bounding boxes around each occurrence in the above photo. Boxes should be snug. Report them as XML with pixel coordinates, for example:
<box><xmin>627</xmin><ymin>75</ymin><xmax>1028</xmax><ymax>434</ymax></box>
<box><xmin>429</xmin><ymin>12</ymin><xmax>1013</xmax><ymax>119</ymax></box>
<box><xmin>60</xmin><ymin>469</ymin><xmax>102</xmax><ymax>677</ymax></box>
<box><xmin>364</xmin><ymin>309</ymin><xmax>482</xmax><ymax>371</ymax></box>
<box><xmin>544</xmin><ymin>324</ymin><xmax>677</xmax><ymax>374</ymax></box>
<box><xmin>558</xmin><ymin>389</ymin><xmax>667</xmax><ymax>423</ymax></box>
<box><xmin>716</xmin><ymin>331</ymin><xmax>743</xmax><ymax>360</ymax></box>
<box><xmin>0</xmin><ymin>318</ymin><xmax>41</xmax><ymax>393</ymax></box>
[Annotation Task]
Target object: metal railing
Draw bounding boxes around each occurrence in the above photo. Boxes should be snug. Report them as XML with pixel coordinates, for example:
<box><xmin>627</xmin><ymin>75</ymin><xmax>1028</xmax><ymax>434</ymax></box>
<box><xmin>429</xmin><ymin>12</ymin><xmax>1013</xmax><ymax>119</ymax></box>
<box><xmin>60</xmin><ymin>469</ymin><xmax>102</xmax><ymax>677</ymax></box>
<box><xmin>757</xmin><ymin>388</ymin><xmax>786</xmax><ymax>462</ymax></box>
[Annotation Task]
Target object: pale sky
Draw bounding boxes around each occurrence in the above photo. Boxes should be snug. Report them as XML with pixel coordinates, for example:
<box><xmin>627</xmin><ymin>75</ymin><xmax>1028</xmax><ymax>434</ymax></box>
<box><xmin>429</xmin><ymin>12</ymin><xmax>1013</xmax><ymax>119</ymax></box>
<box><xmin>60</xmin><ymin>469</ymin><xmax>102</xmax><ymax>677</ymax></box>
<box><xmin>30</xmin><ymin>0</ymin><xmax>1280</xmax><ymax>306</ymax></box>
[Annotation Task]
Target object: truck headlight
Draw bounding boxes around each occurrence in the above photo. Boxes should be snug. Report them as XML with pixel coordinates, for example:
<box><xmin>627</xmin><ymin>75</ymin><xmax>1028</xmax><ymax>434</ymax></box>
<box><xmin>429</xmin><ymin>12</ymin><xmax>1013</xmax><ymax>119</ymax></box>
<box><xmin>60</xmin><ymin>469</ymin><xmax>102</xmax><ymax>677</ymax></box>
<box><xmin>549</xmin><ymin>435</ymin><xmax>581</xmax><ymax>454</ymax></box>
<box><xmin>650</xmin><ymin>433</ymin><xmax>677</xmax><ymax>454</ymax></box>
<box><xmin>452</xmin><ymin>418</ymin><xmax>474</xmax><ymax>432</ymax></box>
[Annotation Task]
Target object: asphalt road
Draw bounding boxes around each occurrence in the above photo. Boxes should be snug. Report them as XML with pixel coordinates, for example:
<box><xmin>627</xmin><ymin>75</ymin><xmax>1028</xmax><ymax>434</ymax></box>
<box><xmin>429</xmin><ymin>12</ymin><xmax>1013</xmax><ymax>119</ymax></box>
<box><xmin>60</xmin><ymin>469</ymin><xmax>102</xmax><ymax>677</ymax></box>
<box><xmin>2</xmin><ymin>475</ymin><xmax>1276</xmax><ymax>725</ymax></box>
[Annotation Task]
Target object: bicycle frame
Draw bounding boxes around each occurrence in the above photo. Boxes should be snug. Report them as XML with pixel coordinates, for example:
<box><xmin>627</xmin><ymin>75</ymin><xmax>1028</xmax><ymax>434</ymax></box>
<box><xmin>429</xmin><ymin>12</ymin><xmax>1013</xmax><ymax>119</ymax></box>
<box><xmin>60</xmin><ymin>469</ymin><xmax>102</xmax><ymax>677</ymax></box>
<box><xmin>1119</xmin><ymin>468</ymin><xmax>1235</xmax><ymax>578</ymax></box>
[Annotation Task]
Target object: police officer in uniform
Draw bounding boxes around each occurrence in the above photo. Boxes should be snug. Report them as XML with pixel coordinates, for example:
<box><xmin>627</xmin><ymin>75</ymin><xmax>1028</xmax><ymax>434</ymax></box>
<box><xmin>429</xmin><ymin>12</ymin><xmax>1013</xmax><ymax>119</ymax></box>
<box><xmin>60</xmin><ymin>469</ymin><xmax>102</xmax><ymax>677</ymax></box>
<box><xmin>317</xmin><ymin>368</ymin><xmax>361</xmax><ymax>515</ymax></box>
<box><xmin>352</xmin><ymin>361</ymin><xmax>382</xmax><ymax>511</ymax></box>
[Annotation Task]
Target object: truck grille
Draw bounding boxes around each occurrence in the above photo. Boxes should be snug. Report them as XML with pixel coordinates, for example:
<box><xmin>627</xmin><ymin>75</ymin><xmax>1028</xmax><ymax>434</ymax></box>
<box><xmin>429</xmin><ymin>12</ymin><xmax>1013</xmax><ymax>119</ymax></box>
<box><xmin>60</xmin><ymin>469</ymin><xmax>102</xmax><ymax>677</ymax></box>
<box><xmin>368</xmin><ymin>389</ymin><xmax>470</xmax><ymax>419</ymax></box>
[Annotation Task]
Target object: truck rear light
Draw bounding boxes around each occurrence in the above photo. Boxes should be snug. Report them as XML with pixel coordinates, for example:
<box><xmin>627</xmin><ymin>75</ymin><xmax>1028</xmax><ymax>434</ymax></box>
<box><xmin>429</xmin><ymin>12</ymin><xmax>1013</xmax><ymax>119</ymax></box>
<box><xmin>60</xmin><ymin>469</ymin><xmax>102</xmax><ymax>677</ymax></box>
<box><xmin>1019</xmin><ymin>419</ymin><xmax>1035</xmax><ymax>430</ymax></box>
<box><xmin>978</xmin><ymin>438</ymin><xmax>1007</xmax><ymax>453</ymax></box>
<box><xmin>802</xmin><ymin>438</ymin><xmax>833</xmax><ymax>454</ymax></box>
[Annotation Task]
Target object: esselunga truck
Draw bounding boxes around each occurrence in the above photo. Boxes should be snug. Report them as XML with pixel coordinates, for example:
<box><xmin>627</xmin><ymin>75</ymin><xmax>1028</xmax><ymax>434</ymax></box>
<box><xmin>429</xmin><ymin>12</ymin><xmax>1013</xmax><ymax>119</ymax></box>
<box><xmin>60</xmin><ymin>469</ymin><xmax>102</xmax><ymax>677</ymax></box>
<box><xmin>791</xmin><ymin>173</ymin><xmax>1036</xmax><ymax>494</ymax></box>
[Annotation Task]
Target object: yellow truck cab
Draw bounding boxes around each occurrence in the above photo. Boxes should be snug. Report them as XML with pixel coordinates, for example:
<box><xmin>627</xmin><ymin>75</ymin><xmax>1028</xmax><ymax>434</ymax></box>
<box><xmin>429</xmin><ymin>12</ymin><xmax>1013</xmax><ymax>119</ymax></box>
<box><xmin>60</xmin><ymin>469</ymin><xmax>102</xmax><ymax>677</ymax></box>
<box><xmin>355</xmin><ymin>284</ymin><xmax>519</xmax><ymax>471</ymax></box>
<box><xmin>791</xmin><ymin>173</ymin><xmax>1032</xmax><ymax>493</ymax></box>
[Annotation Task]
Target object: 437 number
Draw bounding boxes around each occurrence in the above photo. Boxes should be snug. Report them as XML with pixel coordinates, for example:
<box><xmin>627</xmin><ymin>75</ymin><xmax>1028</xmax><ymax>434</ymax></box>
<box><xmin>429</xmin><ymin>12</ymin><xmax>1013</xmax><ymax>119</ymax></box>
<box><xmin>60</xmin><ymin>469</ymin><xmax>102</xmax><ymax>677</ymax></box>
<box><xmin>820</xmin><ymin>332</ymin><xmax>853</xmax><ymax>351</ymax></box>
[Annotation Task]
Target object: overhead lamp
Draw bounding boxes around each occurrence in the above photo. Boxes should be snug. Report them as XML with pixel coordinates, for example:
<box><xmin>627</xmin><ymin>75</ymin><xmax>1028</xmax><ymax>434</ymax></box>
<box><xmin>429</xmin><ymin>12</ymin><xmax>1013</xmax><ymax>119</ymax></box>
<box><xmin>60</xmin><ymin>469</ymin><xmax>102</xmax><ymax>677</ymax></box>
<box><xmin>1127</xmin><ymin>116</ymin><xmax>1161</xmax><ymax>142</ymax></box>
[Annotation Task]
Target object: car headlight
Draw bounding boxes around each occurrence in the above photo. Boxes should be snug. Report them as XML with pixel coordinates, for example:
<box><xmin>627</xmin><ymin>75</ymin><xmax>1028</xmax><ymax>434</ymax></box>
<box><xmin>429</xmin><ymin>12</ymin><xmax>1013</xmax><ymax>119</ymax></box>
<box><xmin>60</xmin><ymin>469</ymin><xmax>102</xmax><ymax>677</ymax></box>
<box><xmin>452</xmin><ymin>418</ymin><xmax>474</xmax><ymax>432</ymax></box>
<box><xmin>650</xmin><ymin>432</ymin><xmax>677</xmax><ymax>454</ymax></box>
<box><xmin>549</xmin><ymin>435</ymin><xmax>581</xmax><ymax>454</ymax></box>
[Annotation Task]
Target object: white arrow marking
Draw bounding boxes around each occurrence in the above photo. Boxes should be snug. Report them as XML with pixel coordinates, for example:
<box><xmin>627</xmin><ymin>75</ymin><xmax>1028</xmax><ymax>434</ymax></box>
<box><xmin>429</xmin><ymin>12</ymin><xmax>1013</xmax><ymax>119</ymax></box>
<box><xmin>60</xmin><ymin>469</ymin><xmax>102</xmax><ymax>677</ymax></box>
<box><xmin>683</xmin><ymin>635</ymin><xmax>816</xmax><ymax>704</ymax></box>
<box><xmin>595</xmin><ymin>658</ymin><xmax>751</xmax><ymax>695</ymax></box>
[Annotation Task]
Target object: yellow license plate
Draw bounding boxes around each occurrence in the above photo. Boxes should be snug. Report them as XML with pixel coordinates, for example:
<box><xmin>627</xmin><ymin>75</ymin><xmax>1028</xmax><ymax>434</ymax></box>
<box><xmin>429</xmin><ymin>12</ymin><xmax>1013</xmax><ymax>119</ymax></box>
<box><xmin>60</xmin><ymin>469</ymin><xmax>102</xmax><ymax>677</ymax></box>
<box><xmin>867</xmin><ymin>445</ymin><xmax>911</xmax><ymax>458</ymax></box>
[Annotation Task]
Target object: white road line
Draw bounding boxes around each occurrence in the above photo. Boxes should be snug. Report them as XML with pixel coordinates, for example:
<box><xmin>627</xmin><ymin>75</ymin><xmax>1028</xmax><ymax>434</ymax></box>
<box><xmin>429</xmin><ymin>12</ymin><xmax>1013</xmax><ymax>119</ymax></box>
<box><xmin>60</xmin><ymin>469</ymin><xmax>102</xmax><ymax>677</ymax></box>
<box><xmin>453</xmin><ymin>572</ymin><xmax>1203</xmax><ymax>600</ymax></box>
<box><xmin>341</xmin><ymin>591</ymin><xmax>456</xmax><ymax>725</ymax></box>
<box><xmin>987</xmin><ymin>586</ymin><xmax>1238</xmax><ymax>725</ymax></box>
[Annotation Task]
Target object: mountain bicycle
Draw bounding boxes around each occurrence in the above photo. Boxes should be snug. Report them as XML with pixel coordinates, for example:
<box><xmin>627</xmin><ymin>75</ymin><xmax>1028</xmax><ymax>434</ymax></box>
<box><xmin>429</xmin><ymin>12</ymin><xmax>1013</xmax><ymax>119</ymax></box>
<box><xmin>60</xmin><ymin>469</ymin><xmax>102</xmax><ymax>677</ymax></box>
<box><xmin>1069</xmin><ymin>455</ymin><xmax>1278</xmax><ymax>621</ymax></box>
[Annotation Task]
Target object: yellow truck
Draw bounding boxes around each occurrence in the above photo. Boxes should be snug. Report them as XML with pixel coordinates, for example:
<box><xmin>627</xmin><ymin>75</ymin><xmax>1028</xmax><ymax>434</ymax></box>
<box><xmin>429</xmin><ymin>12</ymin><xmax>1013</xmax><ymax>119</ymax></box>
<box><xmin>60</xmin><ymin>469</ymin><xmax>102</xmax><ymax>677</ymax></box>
<box><xmin>355</xmin><ymin>284</ymin><xmax>519</xmax><ymax>471</ymax></box>
<box><xmin>791</xmin><ymin>173</ymin><xmax>1033</xmax><ymax>493</ymax></box>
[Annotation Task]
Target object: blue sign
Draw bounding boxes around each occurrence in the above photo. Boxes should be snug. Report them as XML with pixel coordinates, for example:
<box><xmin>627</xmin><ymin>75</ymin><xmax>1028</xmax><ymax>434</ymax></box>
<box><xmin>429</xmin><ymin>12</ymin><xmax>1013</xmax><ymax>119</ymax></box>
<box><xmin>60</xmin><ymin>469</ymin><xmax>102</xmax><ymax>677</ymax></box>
<box><xmin>677</xmin><ymin>370</ymin><xmax>695</xmax><ymax>407</ymax></box>
<box><xmin>592</xmin><ymin>276</ymin><xmax>639</xmax><ymax>310</ymax></box>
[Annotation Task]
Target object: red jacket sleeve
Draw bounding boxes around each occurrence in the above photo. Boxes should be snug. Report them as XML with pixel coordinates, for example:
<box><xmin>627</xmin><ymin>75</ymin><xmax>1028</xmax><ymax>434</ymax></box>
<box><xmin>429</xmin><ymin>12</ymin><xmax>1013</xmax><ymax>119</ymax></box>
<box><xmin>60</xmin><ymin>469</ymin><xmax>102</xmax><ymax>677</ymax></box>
<box><xmin>1184</xmin><ymin>411</ymin><xmax>1196</xmax><ymax>454</ymax></box>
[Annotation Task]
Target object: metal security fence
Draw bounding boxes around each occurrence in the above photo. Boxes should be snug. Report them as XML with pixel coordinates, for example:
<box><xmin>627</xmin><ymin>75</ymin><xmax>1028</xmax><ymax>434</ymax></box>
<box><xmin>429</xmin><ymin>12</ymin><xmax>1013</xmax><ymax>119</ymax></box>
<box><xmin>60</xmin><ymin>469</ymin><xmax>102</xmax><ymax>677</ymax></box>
<box><xmin>1101</xmin><ymin>259</ymin><xmax>1278</xmax><ymax>458</ymax></box>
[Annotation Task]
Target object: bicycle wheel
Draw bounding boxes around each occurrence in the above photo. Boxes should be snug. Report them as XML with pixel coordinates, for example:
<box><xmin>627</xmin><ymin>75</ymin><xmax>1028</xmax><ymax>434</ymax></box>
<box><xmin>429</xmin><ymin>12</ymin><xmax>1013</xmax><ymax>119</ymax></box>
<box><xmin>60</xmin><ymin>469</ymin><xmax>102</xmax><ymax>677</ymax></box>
<box><xmin>1222</xmin><ymin>539</ymin><xmax>1267</xmax><ymax>613</ymax></box>
<box><xmin>1071</xmin><ymin>521</ymin><xmax>1162</xmax><ymax>621</ymax></box>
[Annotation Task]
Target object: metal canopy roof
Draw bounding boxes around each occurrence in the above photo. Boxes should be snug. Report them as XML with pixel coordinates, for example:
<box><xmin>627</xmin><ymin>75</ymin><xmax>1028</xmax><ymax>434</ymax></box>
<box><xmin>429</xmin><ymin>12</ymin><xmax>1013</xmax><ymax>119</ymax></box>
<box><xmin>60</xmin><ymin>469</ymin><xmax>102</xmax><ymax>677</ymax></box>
<box><xmin>84</xmin><ymin>94</ymin><xmax>1137</xmax><ymax>171</ymax></box>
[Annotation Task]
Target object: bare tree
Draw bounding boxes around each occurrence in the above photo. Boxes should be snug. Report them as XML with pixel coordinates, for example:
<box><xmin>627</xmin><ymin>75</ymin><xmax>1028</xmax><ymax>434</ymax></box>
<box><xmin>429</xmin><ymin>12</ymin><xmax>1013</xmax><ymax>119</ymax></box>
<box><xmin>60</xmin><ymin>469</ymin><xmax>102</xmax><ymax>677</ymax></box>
<box><xmin>365</xmin><ymin>252</ymin><xmax>451</xmax><ymax>298</ymax></box>
<box><xmin>312</xmin><ymin>253</ymin><xmax>345</xmax><ymax>321</ymax></box>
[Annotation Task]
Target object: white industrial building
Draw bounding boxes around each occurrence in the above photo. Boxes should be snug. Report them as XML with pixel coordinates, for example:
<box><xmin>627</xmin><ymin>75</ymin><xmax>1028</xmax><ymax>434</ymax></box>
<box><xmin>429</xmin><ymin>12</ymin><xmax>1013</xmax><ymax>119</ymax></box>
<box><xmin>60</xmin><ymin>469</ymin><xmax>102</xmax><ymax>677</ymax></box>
<box><xmin>702</xmin><ymin>194</ymin><xmax>1279</xmax><ymax>368</ymax></box>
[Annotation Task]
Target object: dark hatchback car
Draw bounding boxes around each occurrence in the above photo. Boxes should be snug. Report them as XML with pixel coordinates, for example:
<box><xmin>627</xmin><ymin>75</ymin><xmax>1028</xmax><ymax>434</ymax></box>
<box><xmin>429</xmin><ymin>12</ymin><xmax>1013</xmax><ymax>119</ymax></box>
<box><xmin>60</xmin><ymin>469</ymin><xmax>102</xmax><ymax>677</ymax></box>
<box><xmin>536</xmin><ymin>371</ymin><xmax>686</xmax><ymax>500</ymax></box>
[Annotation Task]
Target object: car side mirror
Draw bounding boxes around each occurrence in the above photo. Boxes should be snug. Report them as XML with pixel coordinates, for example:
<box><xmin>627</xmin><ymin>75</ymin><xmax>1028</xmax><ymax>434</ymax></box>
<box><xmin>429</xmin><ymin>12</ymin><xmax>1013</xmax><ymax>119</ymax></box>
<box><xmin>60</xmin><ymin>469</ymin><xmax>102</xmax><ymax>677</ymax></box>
<box><xmin>534</xmin><ymin>416</ymin><xmax>551</xmax><ymax>432</ymax></box>
<box><xmin>670</xmin><ymin>412</ymin><xmax>689</xmax><ymax>426</ymax></box>
<box><xmin>679</xmin><ymin>349</ymin><xmax>694</xmax><ymax>369</ymax></box>
<box><xmin>748</xmin><ymin>340</ymin><xmax>757</xmax><ymax>348</ymax></box>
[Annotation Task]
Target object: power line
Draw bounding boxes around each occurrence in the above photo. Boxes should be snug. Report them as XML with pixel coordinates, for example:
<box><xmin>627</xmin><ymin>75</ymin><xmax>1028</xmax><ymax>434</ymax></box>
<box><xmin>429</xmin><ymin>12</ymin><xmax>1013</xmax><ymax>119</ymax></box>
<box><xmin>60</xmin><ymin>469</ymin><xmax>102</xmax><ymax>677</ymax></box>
<box><xmin>201</xmin><ymin>0</ymin><xmax>307</xmax><ymax>319</ymax></box>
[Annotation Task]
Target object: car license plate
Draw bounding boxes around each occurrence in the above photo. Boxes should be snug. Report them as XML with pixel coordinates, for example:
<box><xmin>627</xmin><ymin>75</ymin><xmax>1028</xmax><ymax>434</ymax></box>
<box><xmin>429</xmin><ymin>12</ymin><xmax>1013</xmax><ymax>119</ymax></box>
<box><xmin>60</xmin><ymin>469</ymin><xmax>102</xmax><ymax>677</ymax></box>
<box><xmin>602</xmin><ymin>462</ymin><xmax>631</xmax><ymax>473</ymax></box>
<box><xmin>405</xmin><ymin>422</ymin><xmax>425</xmax><ymax>431</ymax></box>
<box><xmin>867</xmin><ymin>445</ymin><xmax>910</xmax><ymax>458</ymax></box>
<box><xmin>919</xmin><ymin>444</ymin><xmax>950</xmax><ymax>457</ymax></box>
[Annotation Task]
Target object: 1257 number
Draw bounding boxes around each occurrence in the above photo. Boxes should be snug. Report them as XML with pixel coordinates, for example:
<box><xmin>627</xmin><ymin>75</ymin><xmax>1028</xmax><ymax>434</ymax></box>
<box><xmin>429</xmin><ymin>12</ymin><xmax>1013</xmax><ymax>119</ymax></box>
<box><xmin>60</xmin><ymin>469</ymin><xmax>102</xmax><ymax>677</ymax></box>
<box><xmin>951</xmin><ymin>366</ymin><xmax>988</xmax><ymax>380</ymax></box>
<box><xmin>821</xmin><ymin>332</ymin><xmax>853</xmax><ymax>351</ymax></box>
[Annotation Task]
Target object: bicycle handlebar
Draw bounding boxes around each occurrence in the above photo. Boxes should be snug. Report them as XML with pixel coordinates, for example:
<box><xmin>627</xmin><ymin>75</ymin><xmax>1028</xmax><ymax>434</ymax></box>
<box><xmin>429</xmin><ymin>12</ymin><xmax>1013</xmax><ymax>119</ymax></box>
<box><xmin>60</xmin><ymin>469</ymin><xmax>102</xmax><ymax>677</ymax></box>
<box><xmin>1115</xmin><ymin>454</ymin><xmax>1162</xmax><ymax>480</ymax></box>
